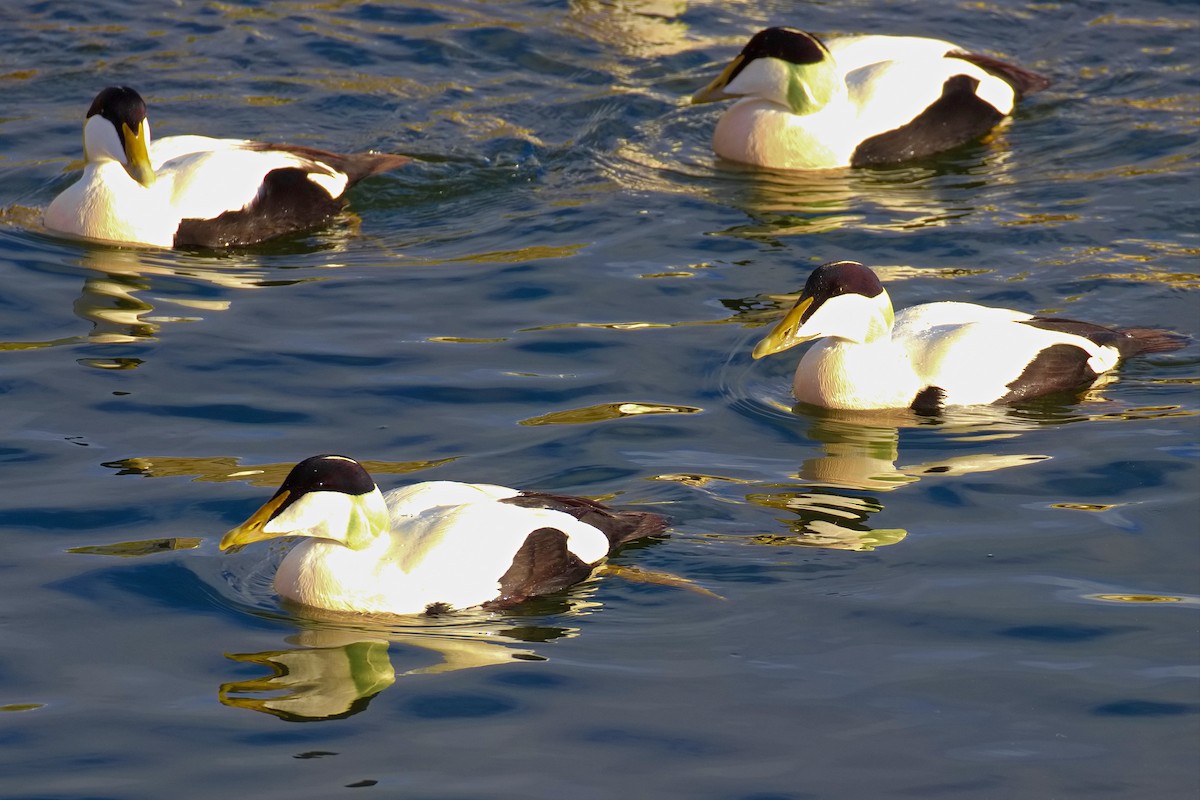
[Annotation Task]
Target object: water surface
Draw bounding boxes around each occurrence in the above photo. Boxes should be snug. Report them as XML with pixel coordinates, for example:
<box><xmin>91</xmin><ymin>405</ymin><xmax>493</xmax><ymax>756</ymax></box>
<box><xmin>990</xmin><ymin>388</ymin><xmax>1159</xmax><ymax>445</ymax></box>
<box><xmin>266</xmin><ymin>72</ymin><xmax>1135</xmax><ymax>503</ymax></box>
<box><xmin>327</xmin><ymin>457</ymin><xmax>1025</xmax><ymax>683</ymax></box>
<box><xmin>1</xmin><ymin>1</ymin><xmax>1197</xmax><ymax>798</ymax></box>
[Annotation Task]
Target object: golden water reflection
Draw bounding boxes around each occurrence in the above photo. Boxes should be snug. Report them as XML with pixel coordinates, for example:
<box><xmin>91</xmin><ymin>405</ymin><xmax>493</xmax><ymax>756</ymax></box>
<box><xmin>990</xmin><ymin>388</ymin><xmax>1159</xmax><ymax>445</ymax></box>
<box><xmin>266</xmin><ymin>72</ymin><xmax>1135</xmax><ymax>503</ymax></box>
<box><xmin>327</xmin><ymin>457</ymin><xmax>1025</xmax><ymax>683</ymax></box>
<box><xmin>0</xmin><ymin>241</ymin><xmax>287</xmax><ymax>361</ymax></box>
<box><xmin>219</xmin><ymin>619</ymin><xmax>564</xmax><ymax>722</ymax></box>
<box><xmin>662</xmin><ymin>409</ymin><xmax>1049</xmax><ymax>552</ymax></box>
<box><xmin>614</xmin><ymin>128</ymin><xmax>1021</xmax><ymax>239</ymax></box>
<box><xmin>70</xmin><ymin>248</ymin><xmax>301</xmax><ymax>346</ymax></box>
<box><xmin>214</xmin><ymin>571</ymin><xmax>726</xmax><ymax>722</ymax></box>
<box><xmin>519</xmin><ymin>401</ymin><xmax>702</xmax><ymax>425</ymax></box>
<box><xmin>797</xmin><ymin>411</ymin><xmax>1049</xmax><ymax>492</ymax></box>
<box><xmin>68</xmin><ymin>537</ymin><xmax>202</xmax><ymax>557</ymax></box>
<box><xmin>221</xmin><ymin>634</ymin><xmax>398</xmax><ymax>722</ymax></box>
<box><xmin>102</xmin><ymin>455</ymin><xmax>458</xmax><ymax>487</ymax></box>
<box><xmin>68</xmin><ymin>528</ymin><xmax>600</xmax><ymax>723</ymax></box>
<box><xmin>745</xmin><ymin>492</ymin><xmax>908</xmax><ymax>552</ymax></box>
<box><xmin>1090</xmin><ymin>594</ymin><xmax>1185</xmax><ymax>603</ymax></box>
<box><xmin>782</xmin><ymin>411</ymin><xmax>1045</xmax><ymax>548</ymax></box>
<box><xmin>567</xmin><ymin>0</ymin><xmax>691</xmax><ymax>59</ymax></box>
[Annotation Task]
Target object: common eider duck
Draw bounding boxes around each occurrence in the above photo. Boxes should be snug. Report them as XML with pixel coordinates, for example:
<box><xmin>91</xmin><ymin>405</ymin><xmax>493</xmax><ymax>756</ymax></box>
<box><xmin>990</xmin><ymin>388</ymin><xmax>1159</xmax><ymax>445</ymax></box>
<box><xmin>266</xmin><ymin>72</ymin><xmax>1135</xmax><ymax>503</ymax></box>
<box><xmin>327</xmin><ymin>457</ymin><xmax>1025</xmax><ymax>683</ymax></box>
<box><xmin>691</xmin><ymin>27</ymin><xmax>1050</xmax><ymax>169</ymax></box>
<box><xmin>219</xmin><ymin>455</ymin><xmax>667</xmax><ymax>616</ymax></box>
<box><xmin>44</xmin><ymin>86</ymin><xmax>409</xmax><ymax>248</ymax></box>
<box><xmin>752</xmin><ymin>261</ymin><xmax>1186</xmax><ymax>412</ymax></box>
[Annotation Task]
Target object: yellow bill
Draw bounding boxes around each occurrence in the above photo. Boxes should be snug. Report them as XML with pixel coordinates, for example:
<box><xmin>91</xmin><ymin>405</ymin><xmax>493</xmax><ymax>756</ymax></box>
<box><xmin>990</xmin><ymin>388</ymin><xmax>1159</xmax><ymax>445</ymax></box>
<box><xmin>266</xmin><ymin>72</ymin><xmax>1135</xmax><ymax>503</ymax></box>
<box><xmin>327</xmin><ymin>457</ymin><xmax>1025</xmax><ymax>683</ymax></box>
<box><xmin>691</xmin><ymin>55</ymin><xmax>745</xmax><ymax>104</ymax></box>
<box><xmin>752</xmin><ymin>296</ymin><xmax>814</xmax><ymax>359</ymax></box>
<box><xmin>122</xmin><ymin>120</ymin><xmax>156</xmax><ymax>187</ymax></box>
<box><xmin>219</xmin><ymin>489</ymin><xmax>291</xmax><ymax>552</ymax></box>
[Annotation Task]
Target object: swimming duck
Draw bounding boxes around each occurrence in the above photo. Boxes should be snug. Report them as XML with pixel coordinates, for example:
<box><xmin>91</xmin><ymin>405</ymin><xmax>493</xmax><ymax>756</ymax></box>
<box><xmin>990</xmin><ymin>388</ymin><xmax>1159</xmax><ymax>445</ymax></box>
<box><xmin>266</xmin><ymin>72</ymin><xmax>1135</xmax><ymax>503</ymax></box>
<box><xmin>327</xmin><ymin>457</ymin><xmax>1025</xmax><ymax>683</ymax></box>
<box><xmin>752</xmin><ymin>261</ymin><xmax>1186</xmax><ymax>412</ymax></box>
<box><xmin>44</xmin><ymin>86</ymin><xmax>409</xmax><ymax>248</ymax></box>
<box><xmin>691</xmin><ymin>27</ymin><xmax>1050</xmax><ymax>169</ymax></box>
<box><xmin>219</xmin><ymin>455</ymin><xmax>667</xmax><ymax>616</ymax></box>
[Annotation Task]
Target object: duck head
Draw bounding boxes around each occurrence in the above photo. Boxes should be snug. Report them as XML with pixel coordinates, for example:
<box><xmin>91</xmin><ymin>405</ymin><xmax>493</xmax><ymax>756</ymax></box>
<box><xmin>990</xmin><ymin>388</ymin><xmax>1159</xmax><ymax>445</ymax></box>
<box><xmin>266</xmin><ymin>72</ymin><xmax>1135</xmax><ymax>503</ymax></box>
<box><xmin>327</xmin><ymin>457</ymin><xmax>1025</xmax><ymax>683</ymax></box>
<box><xmin>753</xmin><ymin>261</ymin><xmax>895</xmax><ymax>358</ymax></box>
<box><xmin>220</xmin><ymin>455</ymin><xmax>391</xmax><ymax>553</ymax></box>
<box><xmin>692</xmin><ymin>27</ymin><xmax>840</xmax><ymax>114</ymax></box>
<box><xmin>83</xmin><ymin>86</ymin><xmax>156</xmax><ymax>187</ymax></box>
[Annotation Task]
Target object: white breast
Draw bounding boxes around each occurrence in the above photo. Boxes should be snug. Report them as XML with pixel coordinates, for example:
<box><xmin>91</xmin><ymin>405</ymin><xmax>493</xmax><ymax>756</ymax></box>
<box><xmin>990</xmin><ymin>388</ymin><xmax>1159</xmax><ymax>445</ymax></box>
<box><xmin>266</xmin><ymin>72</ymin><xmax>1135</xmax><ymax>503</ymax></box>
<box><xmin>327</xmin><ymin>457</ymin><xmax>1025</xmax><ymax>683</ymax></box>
<box><xmin>713</xmin><ymin>99</ymin><xmax>857</xmax><ymax>169</ymax></box>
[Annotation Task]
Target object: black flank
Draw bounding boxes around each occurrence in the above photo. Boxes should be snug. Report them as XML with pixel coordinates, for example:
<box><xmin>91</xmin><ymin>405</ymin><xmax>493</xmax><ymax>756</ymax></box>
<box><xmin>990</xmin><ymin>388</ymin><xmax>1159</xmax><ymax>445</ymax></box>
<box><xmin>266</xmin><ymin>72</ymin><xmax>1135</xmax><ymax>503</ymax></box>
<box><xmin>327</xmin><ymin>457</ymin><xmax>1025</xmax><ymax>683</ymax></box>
<box><xmin>486</xmin><ymin>527</ymin><xmax>594</xmax><ymax>608</ymax></box>
<box><xmin>174</xmin><ymin>167</ymin><xmax>347</xmax><ymax>248</ymax></box>
<box><xmin>999</xmin><ymin>343</ymin><xmax>1098</xmax><ymax>403</ymax></box>
<box><xmin>948</xmin><ymin>51</ymin><xmax>1051</xmax><ymax>97</ymax></box>
<box><xmin>910</xmin><ymin>386</ymin><xmax>946</xmax><ymax>416</ymax></box>
<box><xmin>503</xmin><ymin>493</ymin><xmax>668</xmax><ymax>550</ymax></box>
<box><xmin>174</xmin><ymin>147</ymin><xmax>408</xmax><ymax>248</ymax></box>
<box><xmin>851</xmin><ymin>74</ymin><xmax>1004</xmax><ymax>167</ymax></box>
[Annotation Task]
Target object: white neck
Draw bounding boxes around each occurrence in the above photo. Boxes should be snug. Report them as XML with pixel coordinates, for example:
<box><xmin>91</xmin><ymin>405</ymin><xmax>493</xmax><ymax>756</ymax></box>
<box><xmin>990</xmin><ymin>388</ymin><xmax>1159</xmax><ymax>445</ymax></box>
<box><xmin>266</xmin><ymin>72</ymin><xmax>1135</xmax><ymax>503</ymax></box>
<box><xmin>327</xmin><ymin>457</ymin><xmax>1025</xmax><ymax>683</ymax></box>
<box><xmin>83</xmin><ymin>115</ymin><xmax>136</xmax><ymax>164</ymax></box>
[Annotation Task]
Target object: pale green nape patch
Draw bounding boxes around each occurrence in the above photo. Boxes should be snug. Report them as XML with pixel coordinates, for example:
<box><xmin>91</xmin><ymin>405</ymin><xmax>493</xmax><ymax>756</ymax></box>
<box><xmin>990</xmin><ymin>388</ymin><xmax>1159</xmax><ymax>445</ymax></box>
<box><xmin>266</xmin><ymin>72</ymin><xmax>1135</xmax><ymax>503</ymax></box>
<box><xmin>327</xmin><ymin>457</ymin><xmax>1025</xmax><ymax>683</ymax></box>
<box><xmin>879</xmin><ymin>300</ymin><xmax>896</xmax><ymax>340</ymax></box>
<box><xmin>858</xmin><ymin>293</ymin><xmax>896</xmax><ymax>345</ymax></box>
<box><xmin>786</xmin><ymin>60</ymin><xmax>839</xmax><ymax>115</ymax></box>
<box><xmin>342</xmin><ymin>495</ymin><xmax>391</xmax><ymax>551</ymax></box>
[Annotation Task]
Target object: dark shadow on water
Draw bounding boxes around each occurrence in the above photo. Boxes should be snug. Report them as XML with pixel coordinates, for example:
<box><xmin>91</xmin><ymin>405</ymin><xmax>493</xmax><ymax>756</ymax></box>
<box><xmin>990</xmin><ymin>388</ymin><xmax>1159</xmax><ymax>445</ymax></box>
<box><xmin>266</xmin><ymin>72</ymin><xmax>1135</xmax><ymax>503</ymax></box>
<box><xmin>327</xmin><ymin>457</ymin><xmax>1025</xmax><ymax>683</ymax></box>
<box><xmin>1091</xmin><ymin>700</ymin><xmax>1199</xmax><ymax>717</ymax></box>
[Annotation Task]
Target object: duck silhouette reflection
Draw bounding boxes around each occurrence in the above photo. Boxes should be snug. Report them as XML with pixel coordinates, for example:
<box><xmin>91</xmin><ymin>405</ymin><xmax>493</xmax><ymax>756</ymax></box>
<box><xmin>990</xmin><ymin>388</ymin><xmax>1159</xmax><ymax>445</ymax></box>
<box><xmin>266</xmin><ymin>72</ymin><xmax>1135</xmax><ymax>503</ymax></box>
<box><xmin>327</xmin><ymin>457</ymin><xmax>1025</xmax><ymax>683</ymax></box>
<box><xmin>218</xmin><ymin>612</ymin><xmax>580</xmax><ymax>722</ymax></box>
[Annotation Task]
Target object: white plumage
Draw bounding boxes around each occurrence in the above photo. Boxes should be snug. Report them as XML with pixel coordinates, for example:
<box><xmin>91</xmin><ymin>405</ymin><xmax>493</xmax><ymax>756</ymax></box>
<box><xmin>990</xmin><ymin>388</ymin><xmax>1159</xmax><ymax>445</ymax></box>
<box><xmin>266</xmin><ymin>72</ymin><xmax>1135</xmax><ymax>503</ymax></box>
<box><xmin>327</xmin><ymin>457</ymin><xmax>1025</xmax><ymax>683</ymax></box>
<box><xmin>691</xmin><ymin>28</ymin><xmax>1050</xmax><ymax>169</ymax></box>
<box><xmin>45</xmin><ymin>86</ymin><xmax>408</xmax><ymax>248</ymax></box>
<box><xmin>752</xmin><ymin>261</ymin><xmax>1185</xmax><ymax>411</ymax></box>
<box><xmin>219</xmin><ymin>455</ymin><xmax>666</xmax><ymax>616</ymax></box>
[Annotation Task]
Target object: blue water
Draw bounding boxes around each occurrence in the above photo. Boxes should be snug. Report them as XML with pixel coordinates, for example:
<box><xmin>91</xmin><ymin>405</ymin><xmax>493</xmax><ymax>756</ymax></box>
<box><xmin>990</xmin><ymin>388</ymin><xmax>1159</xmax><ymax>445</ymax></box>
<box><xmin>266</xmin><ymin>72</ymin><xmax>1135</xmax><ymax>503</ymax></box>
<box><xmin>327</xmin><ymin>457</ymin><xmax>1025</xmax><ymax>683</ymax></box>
<box><xmin>1</xmin><ymin>1</ymin><xmax>1198</xmax><ymax>798</ymax></box>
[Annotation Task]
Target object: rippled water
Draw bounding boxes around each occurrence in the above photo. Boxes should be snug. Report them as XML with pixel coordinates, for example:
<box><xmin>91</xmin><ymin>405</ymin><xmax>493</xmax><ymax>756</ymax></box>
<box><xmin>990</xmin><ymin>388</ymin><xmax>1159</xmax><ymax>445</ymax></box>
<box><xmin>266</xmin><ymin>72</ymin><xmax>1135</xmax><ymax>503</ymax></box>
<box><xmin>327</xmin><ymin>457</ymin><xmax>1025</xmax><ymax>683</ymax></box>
<box><xmin>2</xmin><ymin>1</ymin><xmax>1197</xmax><ymax>798</ymax></box>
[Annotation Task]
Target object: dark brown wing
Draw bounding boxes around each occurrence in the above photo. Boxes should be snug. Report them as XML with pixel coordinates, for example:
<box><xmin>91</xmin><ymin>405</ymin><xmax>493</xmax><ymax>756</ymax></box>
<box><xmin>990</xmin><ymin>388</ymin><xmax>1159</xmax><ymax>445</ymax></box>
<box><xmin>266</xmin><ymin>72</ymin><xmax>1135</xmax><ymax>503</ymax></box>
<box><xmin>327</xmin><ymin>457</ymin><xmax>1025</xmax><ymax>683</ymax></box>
<box><xmin>998</xmin><ymin>343</ymin><xmax>1100</xmax><ymax>403</ymax></box>
<box><xmin>173</xmin><ymin>145</ymin><xmax>409</xmax><ymax>248</ymax></box>
<box><xmin>174</xmin><ymin>167</ymin><xmax>344</xmax><ymax>248</ymax></box>
<box><xmin>486</xmin><ymin>527</ymin><xmax>594</xmax><ymax>608</ymax></box>
<box><xmin>852</xmin><ymin>74</ymin><xmax>1004</xmax><ymax>167</ymax></box>
<box><xmin>502</xmin><ymin>493</ymin><xmax>668</xmax><ymax>551</ymax></box>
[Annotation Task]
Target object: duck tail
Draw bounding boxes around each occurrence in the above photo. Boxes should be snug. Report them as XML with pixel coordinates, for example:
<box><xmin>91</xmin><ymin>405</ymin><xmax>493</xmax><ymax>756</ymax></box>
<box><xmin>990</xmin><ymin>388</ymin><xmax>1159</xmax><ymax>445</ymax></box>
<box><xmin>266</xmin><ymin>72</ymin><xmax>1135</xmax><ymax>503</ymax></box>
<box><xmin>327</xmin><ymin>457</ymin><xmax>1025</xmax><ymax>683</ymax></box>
<box><xmin>950</xmin><ymin>51</ymin><xmax>1051</xmax><ymax>97</ymax></box>
<box><xmin>1023</xmin><ymin>317</ymin><xmax>1188</xmax><ymax>358</ymax></box>
<box><xmin>601</xmin><ymin>510</ymin><xmax>670</xmax><ymax>550</ymax></box>
<box><xmin>505</xmin><ymin>493</ymin><xmax>668</xmax><ymax>551</ymax></box>
<box><xmin>1114</xmin><ymin>327</ymin><xmax>1191</xmax><ymax>356</ymax></box>
<box><xmin>253</xmin><ymin>142</ymin><xmax>411</xmax><ymax>183</ymax></box>
<box><xmin>340</xmin><ymin>152</ymin><xmax>412</xmax><ymax>182</ymax></box>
